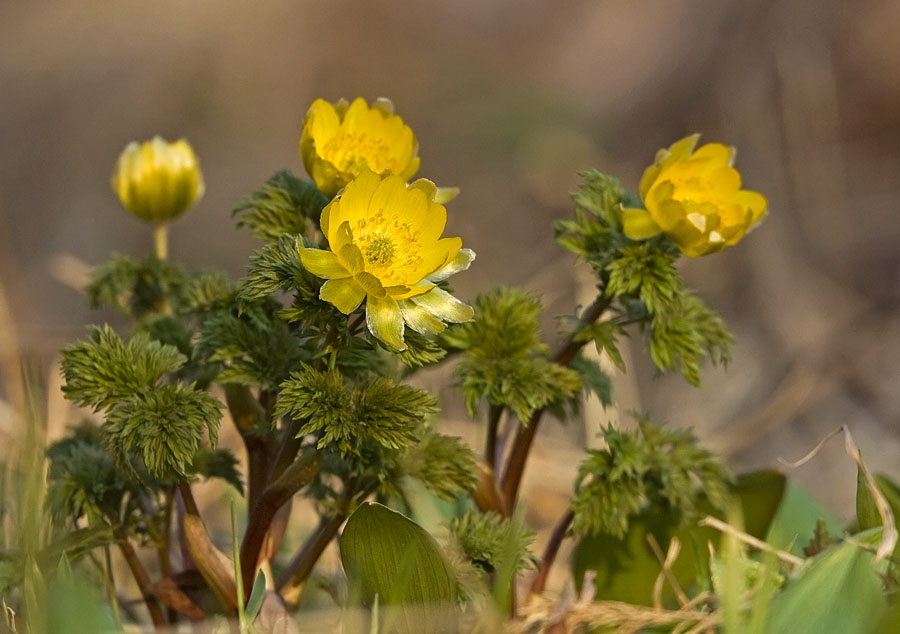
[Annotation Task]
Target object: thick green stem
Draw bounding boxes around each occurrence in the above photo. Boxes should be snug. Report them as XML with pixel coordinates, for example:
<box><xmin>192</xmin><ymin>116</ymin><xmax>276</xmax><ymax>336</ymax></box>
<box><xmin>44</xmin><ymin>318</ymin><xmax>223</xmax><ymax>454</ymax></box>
<box><xmin>500</xmin><ymin>294</ymin><xmax>610</xmax><ymax>511</ymax></box>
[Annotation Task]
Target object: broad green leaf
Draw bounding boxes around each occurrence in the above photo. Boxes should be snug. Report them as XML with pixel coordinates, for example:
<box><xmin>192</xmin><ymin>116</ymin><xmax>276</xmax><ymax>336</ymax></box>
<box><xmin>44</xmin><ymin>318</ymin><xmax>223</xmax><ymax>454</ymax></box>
<box><xmin>340</xmin><ymin>502</ymin><xmax>456</xmax><ymax>633</ymax></box>
<box><xmin>768</xmin><ymin>533</ymin><xmax>888</xmax><ymax>634</ymax></box>
<box><xmin>734</xmin><ymin>470</ymin><xmax>786</xmax><ymax>540</ymax></box>
<box><xmin>765</xmin><ymin>481</ymin><xmax>841</xmax><ymax>556</ymax></box>
<box><xmin>857</xmin><ymin>465</ymin><xmax>881</xmax><ymax>531</ymax></box>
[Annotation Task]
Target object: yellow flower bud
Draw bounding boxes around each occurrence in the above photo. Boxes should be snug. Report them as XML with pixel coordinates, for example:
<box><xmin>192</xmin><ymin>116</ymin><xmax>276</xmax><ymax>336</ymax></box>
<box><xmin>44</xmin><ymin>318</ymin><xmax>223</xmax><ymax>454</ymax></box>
<box><xmin>300</xmin><ymin>97</ymin><xmax>420</xmax><ymax>197</ymax></box>
<box><xmin>621</xmin><ymin>134</ymin><xmax>767</xmax><ymax>257</ymax></box>
<box><xmin>111</xmin><ymin>136</ymin><xmax>205</xmax><ymax>224</ymax></box>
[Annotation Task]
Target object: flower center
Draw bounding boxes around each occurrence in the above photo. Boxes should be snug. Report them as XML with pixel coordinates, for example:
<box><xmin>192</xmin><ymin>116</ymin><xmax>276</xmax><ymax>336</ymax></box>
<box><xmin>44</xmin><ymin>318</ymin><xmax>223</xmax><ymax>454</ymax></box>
<box><xmin>363</xmin><ymin>235</ymin><xmax>396</xmax><ymax>266</ymax></box>
<box><xmin>353</xmin><ymin>209</ymin><xmax>426</xmax><ymax>285</ymax></box>
<box><xmin>321</xmin><ymin>131</ymin><xmax>396</xmax><ymax>175</ymax></box>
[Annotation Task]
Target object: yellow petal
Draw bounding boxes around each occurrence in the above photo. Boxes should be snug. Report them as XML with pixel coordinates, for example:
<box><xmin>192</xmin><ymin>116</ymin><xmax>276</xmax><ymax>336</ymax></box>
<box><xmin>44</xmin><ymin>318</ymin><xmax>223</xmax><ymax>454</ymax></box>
<box><xmin>664</xmin><ymin>133</ymin><xmax>701</xmax><ymax>165</ymax></box>
<box><xmin>690</xmin><ymin>143</ymin><xmax>732</xmax><ymax>168</ymax></box>
<box><xmin>621</xmin><ymin>207</ymin><xmax>662</xmax><ymax>240</ymax></box>
<box><xmin>368</xmin><ymin>174</ymin><xmax>415</xmax><ymax>223</ymax></box>
<box><xmin>298</xmin><ymin>247</ymin><xmax>350</xmax><ymax>279</ymax></box>
<box><xmin>434</xmin><ymin>187</ymin><xmax>460</xmax><ymax>204</ymax></box>
<box><xmin>398</xmin><ymin>156</ymin><xmax>421</xmax><ymax>181</ymax></box>
<box><xmin>426</xmin><ymin>248</ymin><xmax>475</xmax><ymax>283</ymax></box>
<box><xmin>332</xmin><ymin>221</ymin><xmax>354</xmax><ymax>253</ymax></box>
<box><xmin>320</xmin><ymin>278</ymin><xmax>366</xmax><ymax>314</ymax></box>
<box><xmin>331</xmin><ymin>169</ymin><xmax>381</xmax><ymax>232</ymax></box>
<box><xmin>410</xmin><ymin>287</ymin><xmax>474</xmax><ymax>323</ymax></box>
<box><xmin>306</xmin><ymin>99</ymin><xmax>340</xmax><ymax>144</ymax></box>
<box><xmin>416</xmin><ymin>201</ymin><xmax>447</xmax><ymax>244</ymax></box>
<box><xmin>354</xmin><ymin>271</ymin><xmax>386</xmax><ymax>299</ymax></box>
<box><xmin>388</xmin><ymin>283</ymin><xmax>434</xmax><ymax>301</ymax></box>
<box><xmin>408</xmin><ymin>178</ymin><xmax>438</xmax><ymax>201</ymax></box>
<box><xmin>737</xmin><ymin>190</ymin><xmax>768</xmax><ymax>225</ymax></box>
<box><xmin>366</xmin><ymin>296</ymin><xmax>406</xmax><ymax>350</ymax></box>
<box><xmin>398</xmin><ymin>299</ymin><xmax>446</xmax><ymax>334</ymax></box>
<box><xmin>338</xmin><ymin>242</ymin><xmax>365</xmax><ymax>274</ymax></box>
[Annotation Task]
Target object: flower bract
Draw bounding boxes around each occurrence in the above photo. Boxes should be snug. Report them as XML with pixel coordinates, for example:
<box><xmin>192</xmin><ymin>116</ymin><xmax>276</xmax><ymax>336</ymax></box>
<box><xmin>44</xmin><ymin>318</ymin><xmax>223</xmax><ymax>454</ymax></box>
<box><xmin>620</xmin><ymin>134</ymin><xmax>767</xmax><ymax>257</ymax></box>
<box><xmin>299</xmin><ymin>170</ymin><xmax>474</xmax><ymax>350</ymax></box>
<box><xmin>300</xmin><ymin>97</ymin><xmax>420</xmax><ymax>198</ymax></box>
<box><xmin>111</xmin><ymin>136</ymin><xmax>205</xmax><ymax>224</ymax></box>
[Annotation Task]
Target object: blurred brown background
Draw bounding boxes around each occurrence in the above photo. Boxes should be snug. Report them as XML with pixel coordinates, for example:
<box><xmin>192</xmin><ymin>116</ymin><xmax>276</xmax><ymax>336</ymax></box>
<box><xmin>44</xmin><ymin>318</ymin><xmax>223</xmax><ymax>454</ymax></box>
<box><xmin>2</xmin><ymin>0</ymin><xmax>900</xmax><ymax>548</ymax></box>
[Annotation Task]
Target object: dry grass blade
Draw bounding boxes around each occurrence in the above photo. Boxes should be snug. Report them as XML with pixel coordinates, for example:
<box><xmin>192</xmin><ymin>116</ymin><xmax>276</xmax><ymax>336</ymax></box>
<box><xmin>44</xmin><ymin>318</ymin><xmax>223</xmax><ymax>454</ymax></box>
<box><xmin>779</xmin><ymin>424</ymin><xmax>897</xmax><ymax>562</ymax></box>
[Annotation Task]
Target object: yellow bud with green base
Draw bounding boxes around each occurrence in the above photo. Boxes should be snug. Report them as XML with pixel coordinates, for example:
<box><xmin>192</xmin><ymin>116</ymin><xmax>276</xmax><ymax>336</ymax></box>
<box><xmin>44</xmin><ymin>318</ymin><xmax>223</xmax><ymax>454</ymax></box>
<box><xmin>111</xmin><ymin>136</ymin><xmax>205</xmax><ymax>225</ymax></box>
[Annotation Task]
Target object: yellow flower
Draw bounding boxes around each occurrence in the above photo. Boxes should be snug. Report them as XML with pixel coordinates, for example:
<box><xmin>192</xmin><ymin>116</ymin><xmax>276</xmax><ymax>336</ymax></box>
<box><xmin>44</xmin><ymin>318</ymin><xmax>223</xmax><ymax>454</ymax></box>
<box><xmin>111</xmin><ymin>136</ymin><xmax>205</xmax><ymax>224</ymax></box>
<box><xmin>298</xmin><ymin>170</ymin><xmax>474</xmax><ymax>350</ymax></box>
<box><xmin>620</xmin><ymin>134</ymin><xmax>767</xmax><ymax>257</ymax></box>
<box><xmin>300</xmin><ymin>97</ymin><xmax>420</xmax><ymax>197</ymax></box>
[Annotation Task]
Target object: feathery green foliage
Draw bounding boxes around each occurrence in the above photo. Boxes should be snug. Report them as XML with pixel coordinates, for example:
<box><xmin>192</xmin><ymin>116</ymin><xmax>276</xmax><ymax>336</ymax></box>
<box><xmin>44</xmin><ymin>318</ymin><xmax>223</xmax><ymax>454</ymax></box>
<box><xmin>60</xmin><ymin>326</ymin><xmax>222</xmax><ymax>479</ymax></box>
<box><xmin>445</xmin><ymin>287</ymin><xmax>582</xmax><ymax>422</ymax></box>
<box><xmin>61</xmin><ymin>325</ymin><xmax>186</xmax><ymax>411</ymax></box>
<box><xmin>275</xmin><ymin>366</ymin><xmax>438</xmax><ymax>456</ymax></box>
<box><xmin>196</xmin><ymin>300</ymin><xmax>307</xmax><ymax>389</ymax></box>
<box><xmin>571</xmin><ymin>419</ymin><xmax>732</xmax><ymax>539</ymax></box>
<box><xmin>449</xmin><ymin>511</ymin><xmax>537</xmax><ymax>574</ymax></box>
<box><xmin>606</xmin><ymin>243</ymin><xmax>682</xmax><ymax>315</ymax></box>
<box><xmin>233</xmin><ymin>169</ymin><xmax>328</xmax><ymax>242</ymax></box>
<box><xmin>46</xmin><ymin>423</ymin><xmax>140</xmax><ymax>524</ymax></box>
<box><xmin>648</xmin><ymin>291</ymin><xmax>733</xmax><ymax>386</ymax></box>
<box><xmin>399</xmin><ymin>431</ymin><xmax>478</xmax><ymax>501</ymax></box>
<box><xmin>103</xmin><ymin>383</ymin><xmax>222</xmax><ymax>479</ymax></box>
<box><xmin>274</xmin><ymin>364</ymin><xmax>355</xmax><ymax>452</ymax></box>
<box><xmin>189</xmin><ymin>447</ymin><xmax>243</xmax><ymax>493</ymax></box>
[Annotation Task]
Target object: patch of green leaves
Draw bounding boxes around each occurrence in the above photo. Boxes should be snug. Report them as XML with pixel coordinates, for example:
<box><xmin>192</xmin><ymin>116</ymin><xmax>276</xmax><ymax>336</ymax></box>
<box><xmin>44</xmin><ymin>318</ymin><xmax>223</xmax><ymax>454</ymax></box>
<box><xmin>276</xmin><ymin>366</ymin><xmax>437</xmax><ymax>456</ymax></box>
<box><xmin>606</xmin><ymin>243</ymin><xmax>682</xmax><ymax>315</ymax></box>
<box><xmin>61</xmin><ymin>325</ymin><xmax>186</xmax><ymax>411</ymax></box>
<box><xmin>648</xmin><ymin>291</ymin><xmax>733</xmax><ymax>386</ymax></box>
<box><xmin>60</xmin><ymin>326</ymin><xmax>222</xmax><ymax>479</ymax></box>
<box><xmin>189</xmin><ymin>447</ymin><xmax>243</xmax><ymax>493</ymax></box>
<box><xmin>103</xmin><ymin>383</ymin><xmax>222</xmax><ymax>479</ymax></box>
<box><xmin>572</xmin><ymin>419</ymin><xmax>732</xmax><ymax>539</ymax></box>
<box><xmin>400</xmin><ymin>431</ymin><xmax>478</xmax><ymax>501</ymax></box>
<box><xmin>445</xmin><ymin>287</ymin><xmax>582</xmax><ymax>422</ymax></box>
<box><xmin>196</xmin><ymin>300</ymin><xmax>306</xmax><ymax>390</ymax></box>
<box><xmin>46</xmin><ymin>422</ymin><xmax>140</xmax><ymax>524</ymax></box>
<box><xmin>449</xmin><ymin>510</ymin><xmax>536</xmax><ymax>574</ymax></box>
<box><xmin>233</xmin><ymin>169</ymin><xmax>328</xmax><ymax>242</ymax></box>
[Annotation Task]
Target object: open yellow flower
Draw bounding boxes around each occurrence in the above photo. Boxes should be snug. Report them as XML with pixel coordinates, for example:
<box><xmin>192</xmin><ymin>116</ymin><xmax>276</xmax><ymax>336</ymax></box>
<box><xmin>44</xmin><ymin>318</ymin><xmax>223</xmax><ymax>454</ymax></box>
<box><xmin>300</xmin><ymin>97</ymin><xmax>421</xmax><ymax>197</ymax></box>
<box><xmin>621</xmin><ymin>134</ymin><xmax>767</xmax><ymax>257</ymax></box>
<box><xmin>299</xmin><ymin>170</ymin><xmax>475</xmax><ymax>350</ymax></box>
<box><xmin>111</xmin><ymin>136</ymin><xmax>204</xmax><ymax>224</ymax></box>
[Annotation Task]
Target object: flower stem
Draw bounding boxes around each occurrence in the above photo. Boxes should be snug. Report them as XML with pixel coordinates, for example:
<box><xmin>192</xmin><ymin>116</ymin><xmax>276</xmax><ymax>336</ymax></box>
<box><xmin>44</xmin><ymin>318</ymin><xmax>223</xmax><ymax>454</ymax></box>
<box><xmin>114</xmin><ymin>526</ymin><xmax>166</xmax><ymax>629</ymax></box>
<box><xmin>178</xmin><ymin>480</ymin><xmax>200</xmax><ymax>517</ymax></box>
<box><xmin>500</xmin><ymin>294</ymin><xmax>611</xmax><ymax>511</ymax></box>
<box><xmin>485</xmin><ymin>403</ymin><xmax>503</xmax><ymax>471</ymax></box>
<box><xmin>153</xmin><ymin>223</ymin><xmax>168</xmax><ymax>260</ymax></box>
<box><xmin>530</xmin><ymin>508</ymin><xmax>574</xmax><ymax>594</ymax></box>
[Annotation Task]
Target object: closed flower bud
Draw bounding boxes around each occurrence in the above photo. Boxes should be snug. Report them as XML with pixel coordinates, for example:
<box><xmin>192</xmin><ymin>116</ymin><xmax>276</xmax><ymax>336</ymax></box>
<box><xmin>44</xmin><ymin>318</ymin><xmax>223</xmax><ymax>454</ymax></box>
<box><xmin>111</xmin><ymin>136</ymin><xmax>205</xmax><ymax>224</ymax></box>
<box><xmin>621</xmin><ymin>134</ymin><xmax>767</xmax><ymax>257</ymax></box>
